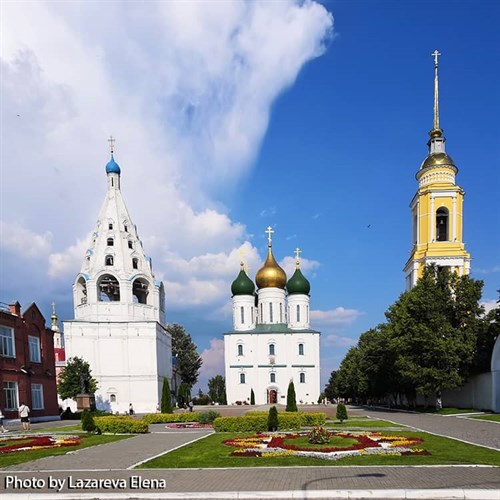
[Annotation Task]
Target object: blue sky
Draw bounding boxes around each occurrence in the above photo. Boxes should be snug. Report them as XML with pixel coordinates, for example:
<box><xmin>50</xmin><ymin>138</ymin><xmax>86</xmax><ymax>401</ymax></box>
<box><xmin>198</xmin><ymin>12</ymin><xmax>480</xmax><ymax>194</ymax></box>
<box><xmin>1</xmin><ymin>1</ymin><xmax>499</xmax><ymax>392</ymax></box>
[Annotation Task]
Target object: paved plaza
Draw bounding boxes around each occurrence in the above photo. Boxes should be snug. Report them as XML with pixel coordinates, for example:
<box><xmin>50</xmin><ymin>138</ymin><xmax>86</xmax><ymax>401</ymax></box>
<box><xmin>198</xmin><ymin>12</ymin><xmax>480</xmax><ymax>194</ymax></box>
<box><xmin>0</xmin><ymin>406</ymin><xmax>498</xmax><ymax>499</ymax></box>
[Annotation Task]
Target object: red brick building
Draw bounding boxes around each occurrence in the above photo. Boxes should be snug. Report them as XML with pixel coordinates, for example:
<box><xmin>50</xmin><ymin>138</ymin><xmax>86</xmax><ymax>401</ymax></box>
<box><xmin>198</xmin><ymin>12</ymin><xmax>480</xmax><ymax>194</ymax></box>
<box><xmin>0</xmin><ymin>302</ymin><xmax>59</xmax><ymax>421</ymax></box>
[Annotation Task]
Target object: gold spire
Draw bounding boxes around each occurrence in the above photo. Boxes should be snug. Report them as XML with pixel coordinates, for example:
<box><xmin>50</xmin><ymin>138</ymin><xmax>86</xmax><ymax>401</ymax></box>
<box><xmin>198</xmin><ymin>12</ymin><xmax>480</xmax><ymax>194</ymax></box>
<box><xmin>429</xmin><ymin>50</ymin><xmax>442</xmax><ymax>139</ymax></box>
<box><xmin>294</xmin><ymin>247</ymin><xmax>302</xmax><ymax>269</ymax></box>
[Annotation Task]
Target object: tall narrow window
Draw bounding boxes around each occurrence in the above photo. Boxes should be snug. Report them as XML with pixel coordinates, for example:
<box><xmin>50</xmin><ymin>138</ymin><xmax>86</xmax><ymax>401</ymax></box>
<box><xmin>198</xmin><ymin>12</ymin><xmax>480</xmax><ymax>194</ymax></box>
<box><xmin>279</xmin><ymin>303</ymin><xmax>283</xmax><ymax>322</ymax></box>
<box><xmin>237</xmin><ymin>344</ymin><xmax>243</xmax><ymax>356</ymax></box>
<box><xmin>300</xmin><ymin>372</ymin><xmax>306</xmax><ymax>384</ymax></box>
<box><xmin>0</xmin><ymin>326</ymin><xmax>15</xmax><ymax>357</ymax></box>
<box><xmin>107</xmin><ymin>237</ymin><xmax>114</xmax><ymax>246</ymax></box>
<box><xmin>124</xmin><ymin>225</ymin><xmax>128</xmax><ymax>232</ymax></box>
<box><xmin>132</xmin><ymin>258</ymin><xmax>138</xmax><ymax>269</ymax></box>
<box><xmin>240</xmin><ymin>373</ymin><xmax>246</xmax><ymax>384</ymax></box>
<box><xmin>270</xmin><ymin>372</ymin><xmax>276</xmax><ymax>383</ymax></box>
<box><xmin>28</xmin><ymin>336</ymin><xmax>41</xmax><ymax>363</ymax></box>
<box><xmin>128</xmin><ymin>240</ymin><xmax>133</xmax><ymax>249</ymax></box>
<box><xmin>31</xmin><ymin>384</ymin><xmax>44</xmax><ymax>409</ymax></box>
<box><xmin>105</xmin><ymin>255</ymin><xmax>114</xmax><ymax>266</ymax></box>
<box><xmin>436</xmin><ymin>207</ymin><xmax>449</xmax><ymax>241</ymax></box>
<box><xmin>251</xmin><ymin>308</ymin><xmax>254</xmax><ymax>324</ymax></box>
<box><xmin>296</xmin><ymin>304</ymin><xmax>300</xmax><ymax>323</ymax></box>
<box><xmin>299</xmin><ymin>343</ymin><xmax>304</xmax><ymax>356</ymax></box>
<box><xmin>108</xmin><ymin>223</ymin><xmax>113</xmax><ymax>230</ymax></box>
<box><xmin>110</xmin><ymin>394</ymin><xmax>116</xmax><ymax>402</ymax></box>
<box><xmin>260</xmin><ymin>303</ymin><xmax>263</xmax><ymax>321</ymax></box>
<box><xmin>240</xmin><ymin>306</ymin><xmax>245</xmax><ymax>324</ymax></box>
<box><xmin>269</xmin><ymin>303</ymin><xmax>273</xmax><ymax>323</ymax></box>
<box><xmin>269</xmin><ymin>344</ymin><xmax>275</xmax><ymax>356</ymax></box>
<box><xmin>3</xmin><ymin>381</ymin><xmax>18</xmax><ymax>410</ymax></box>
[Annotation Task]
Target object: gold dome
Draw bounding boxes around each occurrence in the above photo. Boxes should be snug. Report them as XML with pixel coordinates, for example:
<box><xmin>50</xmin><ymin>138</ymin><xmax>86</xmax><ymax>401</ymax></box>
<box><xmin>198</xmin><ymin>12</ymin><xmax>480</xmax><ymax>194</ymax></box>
<box><xmin>420</xmin><ymin>152</ymin><xmax>456</xmax><ymax>170</ymax></box>
<box><xmin>255</xmin><ymin>246</ymin><xmax>287</xmax><ymax>289</ymax></box>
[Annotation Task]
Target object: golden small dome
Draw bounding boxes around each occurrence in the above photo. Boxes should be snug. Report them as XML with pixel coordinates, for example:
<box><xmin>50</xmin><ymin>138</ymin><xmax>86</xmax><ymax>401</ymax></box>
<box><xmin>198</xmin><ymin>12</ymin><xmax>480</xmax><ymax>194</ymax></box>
<box><xmin>420</xmin><ymin>152</ymin><xmax>456</xmax><ymax>170</ymax></box>
<box><xmin>428</xmin><ymin>128</ymin><xmax>443</xmax><ymax>139</ymax></box>
<box><xmin>255</xmin><ymin>246</ymin><xmax>287</xmax><ymax>289</ymax></box>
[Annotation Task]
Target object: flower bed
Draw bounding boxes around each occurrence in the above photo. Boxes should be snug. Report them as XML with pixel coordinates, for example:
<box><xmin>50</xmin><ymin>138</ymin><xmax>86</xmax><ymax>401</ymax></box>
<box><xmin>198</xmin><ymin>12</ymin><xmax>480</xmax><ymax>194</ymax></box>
<box><xmin>0</xmin><ymin>435</ymin><xmax>81</xmax><ymax>454</ymax></box>
<box><xmin>224</xmin><ymin>432</ymin><xmax>429</xmax><ymax>460</ymax></box>
<box><xmin>166</xmin><ymin>423</ymin><xmax>213</xmax><ymax>429</ymax></box>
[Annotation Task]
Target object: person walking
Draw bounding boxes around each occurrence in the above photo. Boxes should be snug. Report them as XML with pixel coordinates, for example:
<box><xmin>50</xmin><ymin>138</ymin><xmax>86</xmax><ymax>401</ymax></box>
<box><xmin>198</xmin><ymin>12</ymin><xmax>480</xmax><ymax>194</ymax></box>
<box><xmin>0</xmin><ymin>408</ymin><xmax>8</xmax><ymax>432</ymax></box>
<box><xmin>128</xmin><ymin>403</ymin><xmax>134</xmax><ymax>415</ymax></box>
<box><xmin>18</xmin><ymin>402</ymin><xmax>30</xmax><ymax>431</ymax></box>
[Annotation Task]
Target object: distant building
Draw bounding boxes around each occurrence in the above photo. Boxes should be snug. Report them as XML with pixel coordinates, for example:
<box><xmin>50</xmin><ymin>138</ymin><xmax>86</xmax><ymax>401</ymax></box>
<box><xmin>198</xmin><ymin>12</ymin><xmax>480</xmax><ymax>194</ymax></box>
<box><xmin>404</xmin><ymin>50</ymin><xmax>470</xmax><ymax>289</ymax></box>
<box><xmin>0</xmin><ymin>301</ymin><xmax>59</xmax><ymax>421</ymax></box>
<box><xmin>63</xmin><ymin>139</ymin><xmax>172</xmax><ymax>414</ymax></box>
<box><xmin>224</xmin><ymin>228</ymin><xmax>320</xmax><ymax>405</ymax></box>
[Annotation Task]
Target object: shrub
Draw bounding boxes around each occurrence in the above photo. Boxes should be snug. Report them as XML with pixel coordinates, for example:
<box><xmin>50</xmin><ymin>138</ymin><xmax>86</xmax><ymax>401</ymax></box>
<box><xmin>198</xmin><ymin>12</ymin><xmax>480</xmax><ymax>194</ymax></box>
<box><xmin>268</xmin><ymin>406</ymin><xmax>279</xmax><ymax>431</ymax></box>
<box><xmin>81</xmin><ymin>409</ymin><xmax>95</xmax><ymax>432</ymax></box>
<box><xmin>161</xmin><ymin>377</ymin><xmax>173</xmax><ymax>414</ymax></box>
<box><xmin>308</xmin><ymin>426</ymin><xmax>330</xmax><ymax>444</ymax></box>
<box><xmin>193</xmin><ymin>395</ymin><xmax>211</xmax><ymax>405</ymax></box>
<box><xmin>94</xmin><ymin>416</ymin><xmax>148</xmax><ymax>434</ymax></box>
<box><xmin>213</xmin><ymin>416</ymin><xmax>267</xmax><ymax>433</ymax></box>
<box><xmin>245</xmin><ymin>411</ymin><xmax>325</xmax><ymax>426</ymax></box>
<box><xmin>198</xmin><ymin>410</ymin><xmax>220</xmax><ymax>424</ymax></box>
<box><xmin>60</xmin><ymin>407</ymin><xmax>81</xmax><ymax>420</ymax></box>
<box><xmin>286</xmin><ymin>381</ymin><xmax>298</xmax><ymax>412</ymax></box>
<box><xmin>142</xmin><ymin>412</ymin><xmax>201</xmax><ymax>424</ymax></box>
<box><xmin>336</xmin><ymin>403</ymin><xmax>348</xmax><ymax>423</ymax></box>
<box><xmin>250</xmin><ymin>389</ymin><xmax>255</xmax><ymax>405</ymax></box>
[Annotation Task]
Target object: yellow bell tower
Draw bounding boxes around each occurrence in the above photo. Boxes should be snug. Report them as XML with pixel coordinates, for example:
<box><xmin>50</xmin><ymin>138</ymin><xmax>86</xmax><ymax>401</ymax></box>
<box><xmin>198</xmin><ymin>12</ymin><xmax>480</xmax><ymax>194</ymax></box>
<box><xmin>404</xmin><ymin>50</ymin><xmax>471</xmax><ymax>289</ymax></box>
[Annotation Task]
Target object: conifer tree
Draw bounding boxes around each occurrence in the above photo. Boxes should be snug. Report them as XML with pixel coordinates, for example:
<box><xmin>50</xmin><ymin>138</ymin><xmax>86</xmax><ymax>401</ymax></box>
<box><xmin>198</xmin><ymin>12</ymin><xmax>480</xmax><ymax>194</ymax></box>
<box><xmin>267</xmin><ymin>405</ymin><xmax>278</xmax><ymax>431</ymax></box>
<box><xmin>161</xmin><ymin>377</ymin><xmax>173</xmax><ymax>413</ymax></box>
<box><xmin>336</xmin><ymin>402</ymin><xmax>348</xmax><ymax>423</ymax></box>
<box><xmin>286</xmin><ymin>380</ymin><xmax>298</xmax><ymax>412</ymax></box>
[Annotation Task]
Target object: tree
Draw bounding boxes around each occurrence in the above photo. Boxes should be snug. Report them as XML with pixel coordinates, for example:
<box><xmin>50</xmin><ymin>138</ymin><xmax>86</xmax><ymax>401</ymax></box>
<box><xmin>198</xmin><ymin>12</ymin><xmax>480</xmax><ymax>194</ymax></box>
<box><xmin>57</xmin><ymin>357</ymin><xmax>98</xmax><ymax>400</ymax></box>
<box><xmin>324</xmin><ymin>371</ymin><xmax>337</xmax><ymax>402</ymax></box>
<box><xmin>81</xmin><ymin>409</ymin><xmax>96</xmax><ymax>432</ymax></box>
<box><xmin>177</xmin><ymin>383</ymin><xmax>190</xmax><ymax>408</ymax></box>
<box><xmin>168</xmin><ymin>324</ymin><xmax>202</xmax><ymax>389</ymax></box>
<box><xmin>250</xmin><ymin>389</ymin><xmax>255</xmax><ymax>405</ymax></box>
<box><xmin>208</xmin><ymin>375</ymin><xmax>227</xmax><ymax>404</ymax></box>
<box><xmin>286</xmin><ymin>380</ymin><xmax>297</xmax><ymax>412</ymax></box>
<box><xmin>336</xmin><ymin>402</ymin><xmax>348</xmax><ymax>423</ymax></box>
<box><xmin>267</xmin><ymin>406</ymin><xmax>278</xmax><ymax>431</ymax></box>
<box><xmin>161</xmin><ymin>377</ymin><xmax>173</xmax><ymax>413</ymax></box>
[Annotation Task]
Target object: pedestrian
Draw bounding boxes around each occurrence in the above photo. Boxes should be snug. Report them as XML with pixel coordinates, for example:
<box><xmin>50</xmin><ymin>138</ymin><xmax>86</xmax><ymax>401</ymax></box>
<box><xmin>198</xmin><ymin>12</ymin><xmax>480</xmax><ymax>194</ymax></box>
<box><xmin>156</xmin><ymin>403</ymin><xmax>160</xmax><ymax>413</ymax></box>
<box><xmin>18</xmin><ymin>402</ymin><xmax>30</xmax><ymax>431</ymax></box>
<box><xmin>129</xmin><ymin>403</ymin><xmax>134</xmax><ymax>416</ymax></box>
<box><xmin>188</xmin><ymin>400</ymin><xmax>193</xmax><ymax>412</ymax></box>
<box><xmin>0</xmin><ymin>408</ymin><xmax>8</xmax><ymax>432</ymax></box>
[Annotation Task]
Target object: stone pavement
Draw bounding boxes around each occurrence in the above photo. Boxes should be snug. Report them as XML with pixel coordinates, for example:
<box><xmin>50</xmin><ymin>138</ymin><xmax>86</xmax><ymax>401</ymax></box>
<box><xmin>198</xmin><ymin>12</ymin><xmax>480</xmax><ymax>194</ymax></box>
<box><xmin>0</xmin><ymin>406</ymin><xmax>498</xmax><ymax>499</ymax></box>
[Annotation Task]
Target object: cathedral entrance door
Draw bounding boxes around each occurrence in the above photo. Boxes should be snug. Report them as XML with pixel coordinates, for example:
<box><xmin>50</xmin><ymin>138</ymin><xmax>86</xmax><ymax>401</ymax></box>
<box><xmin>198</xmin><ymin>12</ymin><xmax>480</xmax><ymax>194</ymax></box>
<box><xmin>268</xmin><ymin>389</ymin><xmax>277</xmax><ymax>404</ymax></box>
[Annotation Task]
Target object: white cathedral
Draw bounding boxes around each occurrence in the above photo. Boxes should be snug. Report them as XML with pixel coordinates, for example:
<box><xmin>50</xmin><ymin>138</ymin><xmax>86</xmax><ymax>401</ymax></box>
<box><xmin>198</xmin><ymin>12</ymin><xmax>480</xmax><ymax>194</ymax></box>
<box><xmin>224</xmin><ymin>228</ymin><xmax>321</xmax><ymax>405</ymax></box>
<box><xmin>63</xmin><ymin>141</ymin><xmax>172</xmax><ymax>414</ymax></box>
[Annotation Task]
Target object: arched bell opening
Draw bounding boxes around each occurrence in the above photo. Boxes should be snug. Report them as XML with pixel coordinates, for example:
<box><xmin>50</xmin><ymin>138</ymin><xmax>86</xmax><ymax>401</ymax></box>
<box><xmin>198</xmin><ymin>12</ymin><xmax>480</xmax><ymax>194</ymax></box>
<box><xmin>132</xmin><ymin>278</ymin><xmax>149</xmax><ymax>305</ymax></box>
<box><xmin>98</xmin><ymin>274</ymin><xmax>121</xmax><ymax>302</ymax></box>
<box><xmin>76</xmin><ymin>276</ymin><xmax>87</xmax><ymax>305</ymax></box>
<box><xmin>436</xmin><ymin>207</ymin><xmax>449</xmax><ymax>241</ymax></box>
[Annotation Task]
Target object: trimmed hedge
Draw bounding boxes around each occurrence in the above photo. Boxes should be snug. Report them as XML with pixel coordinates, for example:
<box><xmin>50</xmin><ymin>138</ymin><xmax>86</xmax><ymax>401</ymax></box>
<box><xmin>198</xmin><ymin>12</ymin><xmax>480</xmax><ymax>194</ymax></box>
<box><xmin>142</xmin><ymin>412</ymin><xmax>201</xmax><ymax>424</ymax></box>
<box><xmin>94</xmin><ymin>416</ymin><xmax>148</xmax><ymax>434</ymax></box>
<box><xmin>213</xmin><ymin>411</ymin><xmax>326</xmax><ymax>432</ymax></box>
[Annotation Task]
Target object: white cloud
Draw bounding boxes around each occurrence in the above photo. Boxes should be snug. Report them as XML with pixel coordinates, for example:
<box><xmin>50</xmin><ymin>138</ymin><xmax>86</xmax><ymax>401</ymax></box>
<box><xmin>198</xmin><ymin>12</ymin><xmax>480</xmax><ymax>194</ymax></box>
<box><xmin>199</xmin><ymin>338</ymin><xmax>225</xmax><ymax>385</ymax></box>
<box><xmin>482</xmin><ymin>299</ymin><xmax>498</xmax><ymax>315</ymax></box>
<box><xmin>0</xmin><ymin>1</ymin><xmax>333</xmax><ymax>319</ymax></box>
<box><xmin>280</xmin><ymin>256</ymin><xmax>320</xmax><ymax>278</ymax></box>
<box><xmin>0</xmin><ymin>221</ymin><xmax>52</xmax><ymax>259</ymax></box>
<box><xmin>474</xmin><ymin>265</ymin><xmax>500</xmax><ymax>275</ymax></box>
<box><xmin>310</xmin><ymin>307</ymin><xmax>363</xmax><ymax>327</ymax></box>
<box><xmin>322</xmin><ymin>335</ymin><xmax>357</xmax><ymax>348</ymax></box>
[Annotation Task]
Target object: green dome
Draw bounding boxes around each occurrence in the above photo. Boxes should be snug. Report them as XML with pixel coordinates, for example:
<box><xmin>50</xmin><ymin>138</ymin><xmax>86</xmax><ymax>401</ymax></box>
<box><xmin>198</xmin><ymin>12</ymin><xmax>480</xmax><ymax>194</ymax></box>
<box><xmin>231</xmin><ymin>268</ymin><xmax>255</xmax><ymax>296</ymax></box>
<box><xmin>287</xmin><ymin>268</ymin><xmax>310</xmax><ymax>295</ymax></box>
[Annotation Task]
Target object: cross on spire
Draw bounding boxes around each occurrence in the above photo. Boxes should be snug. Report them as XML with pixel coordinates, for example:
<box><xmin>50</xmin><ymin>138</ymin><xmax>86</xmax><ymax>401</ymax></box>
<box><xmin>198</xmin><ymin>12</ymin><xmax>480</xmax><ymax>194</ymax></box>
<box><xmin>432</xmin><ymin>49</ymin><xmax>441</xmax><ymax>67</ymax></box>
<box><xmin>432</xmin><ymin>50</ymin><xmax>441</xmax><ymax>131</ymax></box>
<box><xmin>108</xmin><ymin>136</ymin><xmax>115</xmax><ymax>155</ymax></box>
<box><xmin>265</xmin><ymin>226</ymin><xmax>274</xmax><ymax>245</ymax></box>
<box><xmin>294</xmin><ymin>247</ymin><xmax>302</xmax><ymax>268</ymax></box>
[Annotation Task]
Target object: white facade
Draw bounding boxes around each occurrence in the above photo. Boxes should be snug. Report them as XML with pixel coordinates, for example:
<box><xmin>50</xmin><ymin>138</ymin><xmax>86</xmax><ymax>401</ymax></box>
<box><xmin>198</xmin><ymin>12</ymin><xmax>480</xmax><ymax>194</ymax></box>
<box><xmin>63</xmin><ymin>152</ymin><xmax>171</xmax><ymax>414</ymax></box>
<box><xmin>225</xmin><ymin>242</ymin><xmax>320</xmax><ymax>405</ymax></box>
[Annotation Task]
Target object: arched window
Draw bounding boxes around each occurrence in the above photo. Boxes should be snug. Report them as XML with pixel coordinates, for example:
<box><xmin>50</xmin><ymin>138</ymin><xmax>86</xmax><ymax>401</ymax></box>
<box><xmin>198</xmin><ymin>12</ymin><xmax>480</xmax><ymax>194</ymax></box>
<box><xmin>132</xmin><ymin>278</ymin><xmax>149</xmax><ymax>304</ymax></box>
<box><xmin>296</xmin><ymin>304</ymin><xmax>300</xmax><ymax>322</ymax></box>
<box><xmin>124</xmin><ymin>224</ymin><xmax>128</xmax><ymax>232</ymax></box>
<box><xmin>132</xmin><ymin>258</ymin><xmax>138</xmax><ymax>269</ymax></box>
<box><xmin>107</xmin><ymin>237</ymin><xmax>114</xmax><ymax>246</ymax></box>
<box><xmin>279</xmin><ymin>303</ymin><xmax>283</xmax><ymax>323</ymax></box>
<box><xmin>300</xmin><ymin>373</ymin><xmax>306</xmax><ymax>384</ymax></box>
<box><xmin>98</xmin><ymin>274</ymin><xmax>120</xmax><ymax>302</ymax></box>
<box><xmin>76</xmin><ymin>276</ymin><xmax>87</xmax><ymax>305</ymax></box>
<box><xmin>238</xmin><ymin>344</ymin><xmax>243</xmax><ymax>356</ymax></box>
<box><xmin>240</xmin><ymin>306</ymin><xmax>245</xmax><ymax>324</ymax></box>
<box><xmin>108</xmin><ymin>223</ymin><xmax>113</xmax><ymax>230</ymax></box>
<box><xmin>436</xmin><ymin>207</ymin><xmax>449</xmax><ymax>241</ymax></box>
<box><xmin>110</xmin><ymin>394</ymin><xmax>116</xmax><ymax>403</ymax></box>
<box><xmin>260</xmin><ymin>303</ymin><xmax>263</xmax><ymax>321</ymax></box>
<box><xmin>299</xmin><ymin>343</ymin><xmax>304</xmax><ymax>356</ymax></box>
<box><xmin>105</xmin><ymin>255</ymin><xmax>114</xmax><ymax>266</ymax></box>
<box><xmin>240</xmin><ymin>373</ymin><xmax>246</xmax><ymax>384</ymax></box>
<box><xmin>269</xmin><ymin>303</ymin><xmax>273</xmax><ymax>322</ymax></box>
<box><xmin>270</xmin><ymin>372</ymin><xmax>276</xmax><ymax>383</ymax></box>
<box><xmin>269</xmin><ymin>344</ymin><xmax>275</xmax><ymax>356</ymax></box>
<box><xmin>128</xmin><ymin>240</ymin><xmax>133</xmax><ymax>249</ymax></box>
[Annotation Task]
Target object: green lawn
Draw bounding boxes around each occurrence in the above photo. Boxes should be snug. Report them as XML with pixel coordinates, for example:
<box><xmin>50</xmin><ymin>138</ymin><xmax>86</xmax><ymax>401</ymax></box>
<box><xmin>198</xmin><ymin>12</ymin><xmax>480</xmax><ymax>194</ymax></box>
<box><xmin>325</xmin><ymin>419</ymin><xmax>406</xmax><ymax>428</ymax></box>
<box><xmin>414</xmin><ymin>407</ymin><xmax>477</xmax><ymax>415</ymax></box>
<box><xmin>26</xmin><ymin>424</ymin><xmax>83</xmax><ymax>433</ymax></box>
<box><xmin>137</xmin><ymin>430</ymin><xmax>500</xmax><ymax>468</ymax></box>
<box><xmin>0</xmin><ymin>433</ymin><xmax>131</xmax><ymax>468</ymax></box>
<box><xmin>471</xmin><ymin>414</ymin><xmax>500</xmax><ymax>422</ymax></box>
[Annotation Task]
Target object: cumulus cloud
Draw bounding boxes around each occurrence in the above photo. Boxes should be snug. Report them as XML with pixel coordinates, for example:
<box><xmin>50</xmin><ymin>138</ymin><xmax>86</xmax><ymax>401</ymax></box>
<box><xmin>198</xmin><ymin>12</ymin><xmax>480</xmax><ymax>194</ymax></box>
<box><xmin>199</xmin><ymin>338</ymin><xmax>225</xmax><ymax>385</ymax></box>
<box><xmin>482</xmin><ymin>299</ymin><xmax>498</xmax><ymax>315</ymax></box>
<box><xmin>280</xmin><ymin>256</ymin><xmax>320</xmax><ymax>278</ymax></box>
<box><xmin>323</xmin><ymin>334</ymin><xmax>357</xmax><ymax>348</ymax></box>
<box><xmin>0</xmin><ymin>221</ymin><xmax>52</xmax><ymax>259</ymax></box>
<box><xmin>310</xmin><ymin>307</ymin><xmax>363</xmax><ymax>327</ymax></box>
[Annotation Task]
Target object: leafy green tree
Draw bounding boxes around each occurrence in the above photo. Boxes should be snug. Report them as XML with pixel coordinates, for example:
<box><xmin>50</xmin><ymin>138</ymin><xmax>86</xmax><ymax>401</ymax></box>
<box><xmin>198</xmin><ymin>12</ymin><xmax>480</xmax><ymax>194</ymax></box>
<box><xmin>57</xmin><ymin>357</ymin><xmax>98</xmax><ymax>400</ymax></box>
<box><xmin>267</xmin><ymin>406</ymin><xmax>278</xmax><ymax>431</ymax></box>
<box><xmin>177</xmin><ymin>383</ymin><xmax>190</xmax><ymax>407</ymax></box>
<box><xmin>336</xmin><ymin>402</ymin><xmax>348</xmax><ymax>423</ymax></box>
<box><xmin>471</xmin><ymin>293</ymin><xmax>499</xmax><ymax>374</ymax></box>
<box><xmin>168</xmin><ymin>324</ymin><xmax>203</xmax><ymax>389</ymax></box>
<box><xmin>324</xmin><ymin>371</ymin><xmax>337</xmax><ymax>402</ymax></box>
<box><xmin>250</xmin><ymin>389</ymin><xmax>255</xmax><ymax>405</ymax></box>
<box><xmin>161</xmin><ymin>377</ymin><xmax>173</xmax><ymax>413</ymax></box>
<box><xmin>208</xmin><ymin>375</ymin><xmax>227</xmax><ymax>404</ymax></box>
<box><xmin>81</xmin><ymin>409</ymin><xmax>95</xmax><ymax>432</ymax></box>
<box><xmin>286</xmin><ymin>380</ymin><xmax>298</xmax><ymax>412</ymax></box>
<box><xmin>334</xmin><ymin>347</ymin><xmax>367</xmax><ymax>401</ymax></box>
